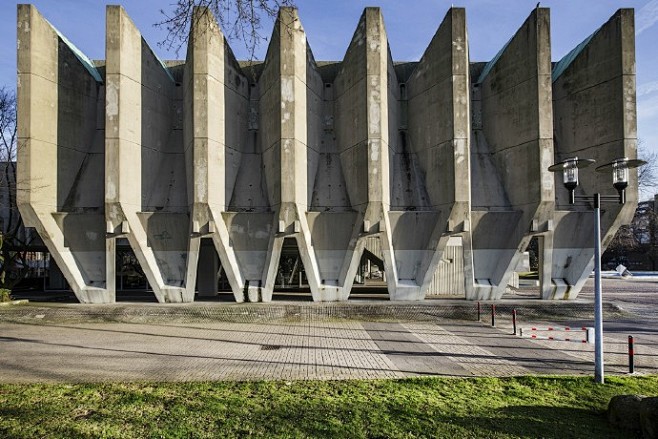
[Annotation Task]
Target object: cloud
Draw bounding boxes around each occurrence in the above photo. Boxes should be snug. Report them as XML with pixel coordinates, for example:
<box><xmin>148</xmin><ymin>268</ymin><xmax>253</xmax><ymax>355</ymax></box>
<box><xmin>637</xmin><ymin>80</ymin><xmax>658</xmax><ymax>97</ymax></box>
<box><xmin>637</xmin><ymin>0</ymin><xmax>658</xmax><ymax>35</ymax></box>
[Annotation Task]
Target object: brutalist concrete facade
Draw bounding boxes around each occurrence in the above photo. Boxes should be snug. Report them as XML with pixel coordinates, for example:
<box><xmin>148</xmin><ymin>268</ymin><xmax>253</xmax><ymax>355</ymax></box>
<box><xmin>17</xmin><ymin>5</ymin><xmax>638</xmax><ymax>303</ymax></box>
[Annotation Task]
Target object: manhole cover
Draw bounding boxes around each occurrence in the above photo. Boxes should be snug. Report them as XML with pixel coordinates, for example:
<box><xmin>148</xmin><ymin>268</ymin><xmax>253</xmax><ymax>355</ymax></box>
<box><xmin>261</xmin><ymin>344</ymin><xmax>281</xmax><ymax>351</ymax></box>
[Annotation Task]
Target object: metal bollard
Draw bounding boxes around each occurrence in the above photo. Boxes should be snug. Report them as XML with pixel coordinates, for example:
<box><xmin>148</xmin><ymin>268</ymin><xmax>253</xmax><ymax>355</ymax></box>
<box><xmin>491</xmin><ymin>304</ymin><xmax>496</xmax><ymax>327</ymax></box>
<box><xmin>512</xmin><ymin>309</ymin><xmax>517</xmax><ymax>335</ymax></box>
<box><xmin>628</xmin><ymin>336</ymin><xmax>635</xmax><ymax>374</ymax></box>
<box><xmin>477</xmin><ymin>301</ymin><xmax>481</xmax><ymax>322</ymax></box>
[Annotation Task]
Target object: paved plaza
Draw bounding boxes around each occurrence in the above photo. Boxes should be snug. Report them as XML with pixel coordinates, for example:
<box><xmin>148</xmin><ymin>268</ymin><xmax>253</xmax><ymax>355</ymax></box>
<box><xmin>0</xmin><ymin>278</ymin><xmax>657</xmax><ymax>383</ymax></box>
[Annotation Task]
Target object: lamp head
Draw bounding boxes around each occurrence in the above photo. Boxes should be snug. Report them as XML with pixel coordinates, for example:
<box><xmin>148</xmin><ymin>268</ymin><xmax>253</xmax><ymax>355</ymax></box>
<box><xmin>548</xmin><ymin>157</ymin><xmax>596</xmax><ymax>204</ymax></box>
<box><xmin>595</xmin><ymin>157</ymin><xmax>647</xmax><ymax>204</ymax></box>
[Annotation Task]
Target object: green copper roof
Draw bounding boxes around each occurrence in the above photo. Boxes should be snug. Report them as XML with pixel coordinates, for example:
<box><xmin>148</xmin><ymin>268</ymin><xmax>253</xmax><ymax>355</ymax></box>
<box><xmin>552</xmin><ymin>28</ymin><xmax>599</xmax><ymax>82</ymax></box>
<box><xmin>476</xmin><ymin>35</ymin><xmax>513</xmax><ymax>84</ymax></box>
<box><xmin>46</xmin><ymin>18</ymin><xmax>103</xmax><ymax>83</ymax></box>
<box><xmin>46</xmin><ymin>19</ymin><xmax>175</xmax><ymax>84</ymax></box>
<box><xmin>143</xmin><ymin>42</ymin><xmax>175</xmax><ymax>83</ymax></box>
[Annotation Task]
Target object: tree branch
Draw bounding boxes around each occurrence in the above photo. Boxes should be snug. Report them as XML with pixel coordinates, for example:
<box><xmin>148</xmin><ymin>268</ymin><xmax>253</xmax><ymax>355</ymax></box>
<box><xmin>155</xmin><ymin>0</ymin><xmax>296</xmax><ymax>59</ymax></box>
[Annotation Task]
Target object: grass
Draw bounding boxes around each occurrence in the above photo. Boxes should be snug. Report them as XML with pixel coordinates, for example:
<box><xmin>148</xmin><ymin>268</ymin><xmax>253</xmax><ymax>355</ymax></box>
<box><xmin>1</xmin><ymin>375</ymin><xmax>655</xmax><ymax>438</ymax></box>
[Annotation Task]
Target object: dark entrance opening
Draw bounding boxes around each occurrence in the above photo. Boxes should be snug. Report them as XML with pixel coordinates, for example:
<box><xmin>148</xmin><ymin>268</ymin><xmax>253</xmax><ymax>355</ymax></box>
<box><xmin>350</xmin><ymin>236</ymin><xmax>389</xmax><ymax>300</ymax></box>
<box><xmin>515</xmin><ymin>236</ymin><xmax>542</xmax><ymax>299</ymax></box>
<box><xmin>272</xmin><ymin>237</ymin><xmax>312</xmax><ymax>301</ymax></box>
<box><xmin>116</xmin><ymin>239</ymin><xmax>157</xmax><ymax>302</ymax></box>
<box><xmin>195</xmin><ymin>237</ymin><xmax>235</xmax><ymax>302</ymax></box>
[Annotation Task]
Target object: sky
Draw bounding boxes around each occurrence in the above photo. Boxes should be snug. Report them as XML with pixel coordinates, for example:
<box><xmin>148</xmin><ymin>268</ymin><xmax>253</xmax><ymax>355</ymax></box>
<box><xmin>1</xmin><ymin>0</ymin><xmax>657</xmax><ymax>194</ymax></box>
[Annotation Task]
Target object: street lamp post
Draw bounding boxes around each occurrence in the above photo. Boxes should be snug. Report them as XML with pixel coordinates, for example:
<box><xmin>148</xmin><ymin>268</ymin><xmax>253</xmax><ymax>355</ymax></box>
<box><xmin>548</xmin><ymin>157</ymin><xmax>646</xmax><ymax>384</ymax></box>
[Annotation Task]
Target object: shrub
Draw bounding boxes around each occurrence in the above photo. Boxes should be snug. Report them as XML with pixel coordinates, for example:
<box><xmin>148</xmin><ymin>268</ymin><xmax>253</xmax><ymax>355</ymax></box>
<box><xmin>0</xmin><ymin>288</ymin><xmax>12</xmax><ymax>302</ymax></box>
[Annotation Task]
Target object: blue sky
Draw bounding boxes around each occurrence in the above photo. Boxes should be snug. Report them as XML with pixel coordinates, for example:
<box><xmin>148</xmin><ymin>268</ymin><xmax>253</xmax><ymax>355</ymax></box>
<box><xmin>2</xmin><ymin>0</ymin><xmax>657</xmax><ymax>191</ymax></box>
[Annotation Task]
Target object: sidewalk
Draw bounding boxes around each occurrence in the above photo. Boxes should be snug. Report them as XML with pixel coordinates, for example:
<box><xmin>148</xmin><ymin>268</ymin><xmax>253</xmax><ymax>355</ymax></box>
<box><xmin>0</xmin><ymin>278</ymin><xmax>656</xmax><ymax>383</ymax></box>
<box><xmin>0</xmin><ymin>308</ymin><xmax>655</xmax><ymax>383</ymax></box>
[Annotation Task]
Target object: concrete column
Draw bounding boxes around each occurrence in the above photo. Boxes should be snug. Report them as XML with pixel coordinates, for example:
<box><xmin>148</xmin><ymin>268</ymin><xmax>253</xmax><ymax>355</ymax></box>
<box><xmin>404</xmin><ymin>8</ymin><xmax>472</xmax><ymax>298</ymax></box>
<box><xmin>332</xmin><ymin>8</ymin><xmax>401</xmax><ymax>299</ymax></box>
<box><xmin>184</xmin><ymin>7</ymin><xmax>248</xmax><ymax>302</ymax></box>
<box><xmin>16</xmin><ymin>5</ymin><xmax>113</xmax><ymax>303</ymax></box>
<box><xmin>469</xmin><ymin>8</ymin><xmax>554</xmax><ymax>299</ymax></box>
<box><xmin>549</xmin><ymin>9</ymin><xmax>637</xmax><ymax>299</ymax></box>
<box><xmin>256</xmin><ymin>8</ymin><xmax>332</xmax><ymax>302</ymax></box>
<box><xmin>105</xmin><ymin>5</ymin><xmax>192</xmax><ymax>303</ymax></box>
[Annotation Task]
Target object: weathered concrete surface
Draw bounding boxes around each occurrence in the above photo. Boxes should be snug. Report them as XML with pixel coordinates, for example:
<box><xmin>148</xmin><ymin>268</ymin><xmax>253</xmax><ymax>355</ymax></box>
<box><xmin>333</xmin><ymin>8</ymin><xmax>437</xmax><ymax>301</ymax></box>
<box><xmin>258</xmin><ymin>8</ymin><xmax>322</xmax><ymax>302</ymax></box>
<box><xmin>329</xmin><ymin>8</ymin><xmax>399</xmax><ymax>300</ymax></box>
<box><xmin>17</xmin><ymin>5</ymin><xmax>638</xmax><ymax>303</ymax></box>
<box><xmin>329</xmin><ymin>10</ymin><xmax>377</xmax><ymax>300</ymax></box>
<box><xmin>550</xmin><ymin>9</ymin><xmax>638</xmax><ymax>299</ymax></box>
<box><xmin>471</xmin><ymin>8</ymin><xmax>554</xmax><ymax>300</ymax></box>
<box><xmin>405</xmin><ymin>8</ymin><xmax>472</xmax><ymax>298</ymax></box>
<box><xmin>17</xmin><ymin>5</ymin><xmax>112</xmax><ymax>303</ymax></box>
<box><xmin>105</xmin><ymin>6</ymin><xmax>192</xmax><ymax>303</ymax></box>
<box><xmin>184</xmin><ymin>7</ymin><xmax>249</xmax><ymax>302</ymax></box>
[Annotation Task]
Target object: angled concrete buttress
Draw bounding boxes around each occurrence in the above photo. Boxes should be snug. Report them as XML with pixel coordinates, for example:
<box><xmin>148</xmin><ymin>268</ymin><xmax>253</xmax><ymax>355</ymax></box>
<box><xmin>548</xmin><ymin>9</ymin><xmax>638</xmax><ymax>299</ymax></box>
<box><xmin>105</xmin><ymin>6</ymin><xmax>193</xmax><ymax>303</ymax></box>
<box><xmin>470</xmin><ymin>8</ymin><xmax>555</xmax><ymax>300</ymax></box>
<box><xmin>17</xmin><ymin>5</ymin><xmax>113</xmax><ymax>303</ymax></box>
<box><xmin>404</xmin><ymin>8</ymin><xmax>474</xmax><ymax>299</ymax></box>
<box><xmin>257</xmin><ymin>8</ymin><xmax>320</xmax><ymax>302</ymax></box>
<box><xmin>334</xmin><ymin>8</ymin><xmax>409</xmax><ymax>299</ymax></box>
<box><xmin>184</xmin><ymin>7</ymin><xmax>249</xmax><ymax>302</ymax></box>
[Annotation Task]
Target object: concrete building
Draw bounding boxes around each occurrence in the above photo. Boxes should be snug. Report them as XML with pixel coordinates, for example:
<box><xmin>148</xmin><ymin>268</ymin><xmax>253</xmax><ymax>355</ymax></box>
<box><xmin>16</xmin><ymin>5</ymin><xmax>639</xmax><ymax>303</ymax></box>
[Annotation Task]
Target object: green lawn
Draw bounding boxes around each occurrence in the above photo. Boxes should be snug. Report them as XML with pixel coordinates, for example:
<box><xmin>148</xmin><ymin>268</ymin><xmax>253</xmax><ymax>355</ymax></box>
<box><xmin>1</xmin><ymin>375</ymin><xmax>655</xmax><ymax>438</ymax></box>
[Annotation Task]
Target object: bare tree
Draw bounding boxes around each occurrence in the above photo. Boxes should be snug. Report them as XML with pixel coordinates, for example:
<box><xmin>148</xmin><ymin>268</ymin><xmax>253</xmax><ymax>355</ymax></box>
<box><xmin>0</xmin><ymin>87</ymin><xmax>16</xmax><ymax>162</ymax></box>
<box><xmin>638</xmin><ymin>139</ymin><xmax>658</xmax><ymax>197</ymax></box>
<box><xmin>604</xmin><ymin>141</ymin><xmax>658</xmax><ymax>268</ymax></box>
<box><xmin>604</xmin><ymin>199</ymin><xmax>658</xmax><ymax>270</ymax></box>
<box><xmin>156</xmin><ymin>0</ymin><xmax>296</xmax><ymax>59</ymax></box>
<box><xmin>0</xmin><ymin>86</ymin><xmax>33</xmax><ymax>291</ymax></box>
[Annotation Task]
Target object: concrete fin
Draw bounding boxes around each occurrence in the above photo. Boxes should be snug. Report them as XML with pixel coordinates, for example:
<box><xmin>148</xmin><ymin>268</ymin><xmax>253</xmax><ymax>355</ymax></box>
<box><xmin>334</xmin><ymin>10</ymin><xmax>369</xmax><ymax>210</ymax></box>
<box><xmin>105</xmin><ymin>5</ymin><xmax>192</xmax><ymax>303</ymax></box>
<box><xmin>407</xmin><ymin>7</ymin><xmax>470</xmax><ymax>209</ymax></box>
<box><xmin>333</xmin><ymin>9</ymin><xmax>401</xmax><ymax>298</ymax></box>
<box><xmin>397</xmin><ymin>8</ymin><xmax>473</xmax><ymax>296</ymax></box>
<box><xmin>16</xmin><ymin>5</ymin><xmax>112</xmax><ymax>303</ymax></box>
<box><xmin>258</xmin><ymin>9</ymin><xmax>284</xmax><ymax>210</ymax></box>
<box><xmin>550</xmin><ymin>9</ymin><xmax>637</xmax><ymax>298</ymax></box>
<box><xmin>470</xmin><ymin>8</ymin><xmax>554</xmax><ymax>299</ymax></box>
<box><xmin>183</xmin><ymin>6</ymin><xmax>257</xmax><ymax>302</ymax></box>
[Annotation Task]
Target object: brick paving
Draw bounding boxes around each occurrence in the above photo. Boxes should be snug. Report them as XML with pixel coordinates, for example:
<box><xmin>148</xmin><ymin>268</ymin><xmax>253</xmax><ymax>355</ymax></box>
<box><xmin>0</xmin><ymin>317</ymin><xmax>655</xmax><ymax>383</ymax></box>
<box><xmin>0</xmin><ymin>278</ymin><xmax>656</xmax><ymax>383</ymax></box>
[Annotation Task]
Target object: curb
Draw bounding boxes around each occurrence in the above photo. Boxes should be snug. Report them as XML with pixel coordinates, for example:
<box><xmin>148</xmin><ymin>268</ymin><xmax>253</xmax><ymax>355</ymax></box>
<box><xmin>0</xmin><ymin>299</ymin><xmax>30</xmax><ymax>307</ymax></box>
<box><xmin>0</xmin><ymin>301</ymin><xmax>626</xmax><ymax>324</ymax></box>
